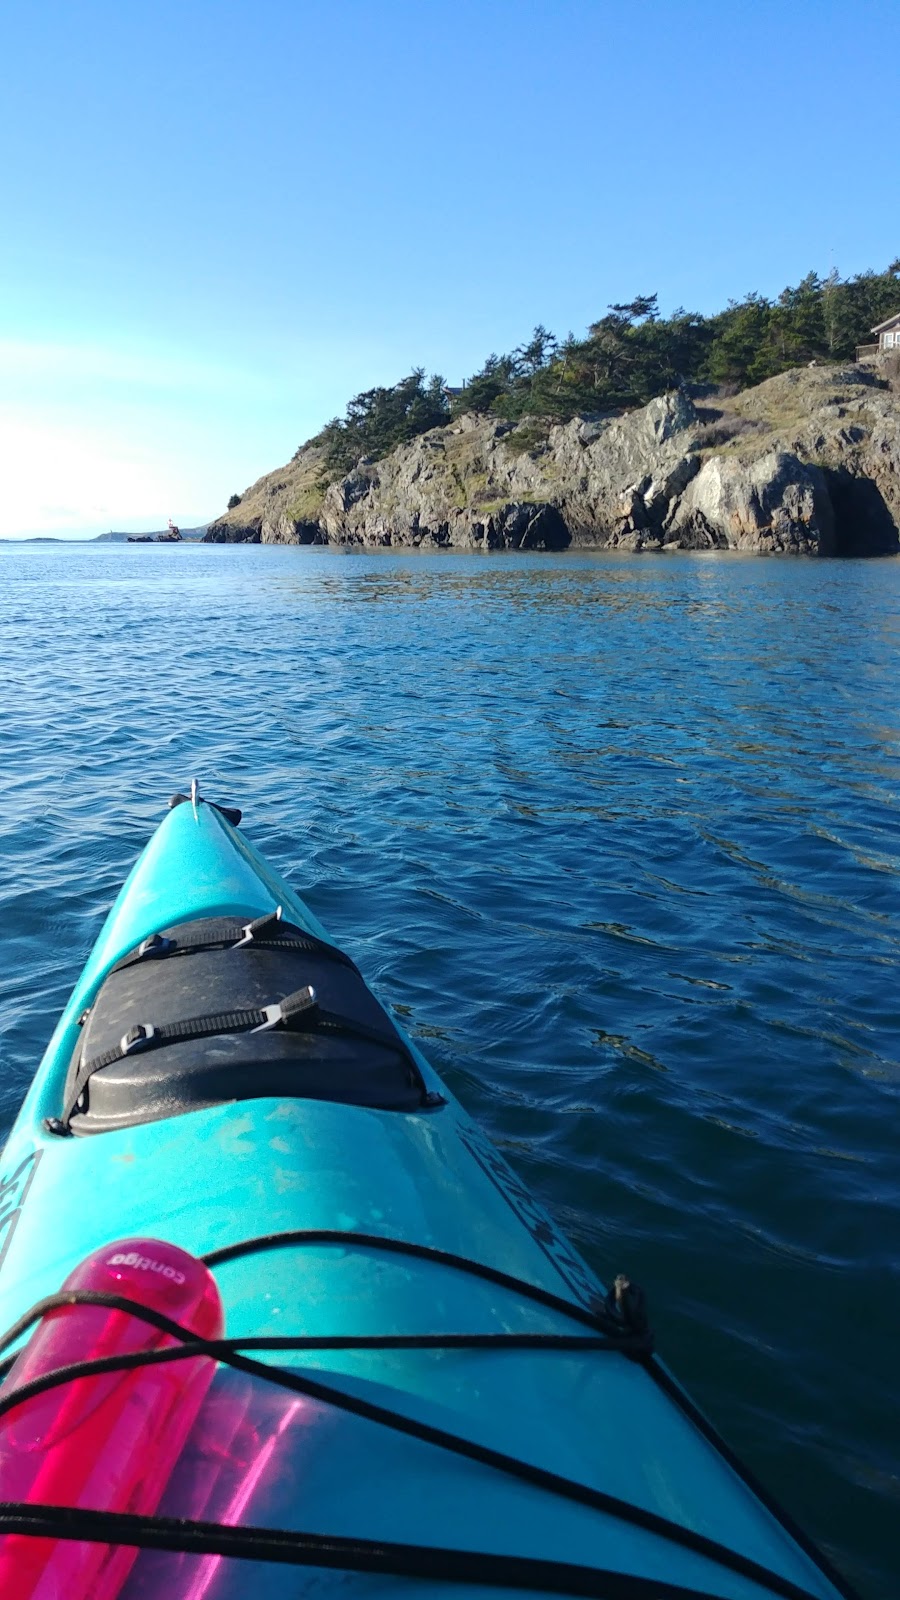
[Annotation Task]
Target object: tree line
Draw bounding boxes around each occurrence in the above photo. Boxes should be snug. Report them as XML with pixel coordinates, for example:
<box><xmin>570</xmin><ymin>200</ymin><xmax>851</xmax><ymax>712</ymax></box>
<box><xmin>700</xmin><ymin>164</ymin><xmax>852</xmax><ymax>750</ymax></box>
<box><xmin>308</xmin><ymin>261</ymin><xmax>900</xmax><ymax>475</ymax></box>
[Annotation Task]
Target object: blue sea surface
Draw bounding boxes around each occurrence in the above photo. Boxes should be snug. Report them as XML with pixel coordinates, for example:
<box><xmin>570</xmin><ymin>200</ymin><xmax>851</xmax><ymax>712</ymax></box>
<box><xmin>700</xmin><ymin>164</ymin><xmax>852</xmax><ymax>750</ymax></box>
<box><xmin>1</xmin><ymin>542</ymin><xmax>898</xmax><ymax>1595</ymax></box>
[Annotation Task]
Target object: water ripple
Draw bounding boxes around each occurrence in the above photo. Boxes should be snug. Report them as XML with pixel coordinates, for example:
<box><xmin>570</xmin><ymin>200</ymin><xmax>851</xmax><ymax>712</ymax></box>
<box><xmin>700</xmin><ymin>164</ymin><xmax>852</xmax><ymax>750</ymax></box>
<box><xmin>0</xmin><ymin>543</ymin><xmax>898</xmax><ymax>1596</ymax></box>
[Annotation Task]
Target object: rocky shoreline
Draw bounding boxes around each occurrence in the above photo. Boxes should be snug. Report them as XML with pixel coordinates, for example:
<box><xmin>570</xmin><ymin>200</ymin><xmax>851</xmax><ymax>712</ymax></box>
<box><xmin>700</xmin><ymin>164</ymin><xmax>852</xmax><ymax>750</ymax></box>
<box><xmin>205</xmin><ymin>363</ymin><xmax>900</xmax><ymax>557</ymax></box>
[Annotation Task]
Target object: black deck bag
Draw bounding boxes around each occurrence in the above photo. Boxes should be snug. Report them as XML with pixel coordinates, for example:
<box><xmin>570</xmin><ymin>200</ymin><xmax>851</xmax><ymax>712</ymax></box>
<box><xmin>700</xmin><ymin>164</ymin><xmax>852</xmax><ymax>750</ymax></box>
<box><xmin>63</xmin><ymin>917</ymin><xmax>430</xmax><ymax>1134</ymax></box>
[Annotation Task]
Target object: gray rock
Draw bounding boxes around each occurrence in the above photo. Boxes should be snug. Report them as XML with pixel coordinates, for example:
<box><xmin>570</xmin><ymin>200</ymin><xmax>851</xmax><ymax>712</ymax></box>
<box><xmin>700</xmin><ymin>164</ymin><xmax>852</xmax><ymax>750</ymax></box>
<box><xmin>204</xmin><ymin>522</ymin><xmax>261</xmax><ymax>544</ymax></box>
<box><xmin>313</xmin><ymin>390</ymin><xmax>704</xmax><ymax>552</ymax></box>
<box><xmin>203</xmin><ymin>363</ymin><xmax>900</xmax><ymax>557</ymax></box>
<box><xmin>260</xmin><ymin>515</ymin><xmax>324</xmax><ymax>545</ymax></box>
<box><xmin>487</xmin><ymin>502</ymin><xmax>570</xmax><ymax>550</ymax></box>
<box><xmin>666</xmin><ymin>451</ymin><xmax>835</xmax><ymax>554</ymax></box>
<box><xmin>550</xmin><ymin>391</ymin><xmax>702</xmax><ymax>545</ymax></box>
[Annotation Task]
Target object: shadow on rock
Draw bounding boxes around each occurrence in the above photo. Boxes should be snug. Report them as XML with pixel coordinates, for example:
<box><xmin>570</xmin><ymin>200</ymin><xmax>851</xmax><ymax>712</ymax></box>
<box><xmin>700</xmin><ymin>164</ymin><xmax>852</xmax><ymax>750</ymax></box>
<box><xmin>824</xmin><ymin>469</ymin><xmax>900</xmax><ymax>557</ymax></box>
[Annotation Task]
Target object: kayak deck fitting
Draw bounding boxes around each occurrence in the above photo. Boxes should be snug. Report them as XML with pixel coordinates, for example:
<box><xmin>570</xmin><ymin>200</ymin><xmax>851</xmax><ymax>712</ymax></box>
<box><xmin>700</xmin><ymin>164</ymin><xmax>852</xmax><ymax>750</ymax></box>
<box><xmin>0</xmin><ymin>790</ymin><xmax>860</xmax><ymax>1600</ymax></box>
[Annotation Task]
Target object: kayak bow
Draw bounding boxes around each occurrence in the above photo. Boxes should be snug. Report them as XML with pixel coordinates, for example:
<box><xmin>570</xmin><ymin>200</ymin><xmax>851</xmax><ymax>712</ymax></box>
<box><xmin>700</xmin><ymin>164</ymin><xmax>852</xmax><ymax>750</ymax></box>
<box><xmin>0</xmin><ymin>793</ymin><xmax>859</xmax><ymax>1600</ymax></box>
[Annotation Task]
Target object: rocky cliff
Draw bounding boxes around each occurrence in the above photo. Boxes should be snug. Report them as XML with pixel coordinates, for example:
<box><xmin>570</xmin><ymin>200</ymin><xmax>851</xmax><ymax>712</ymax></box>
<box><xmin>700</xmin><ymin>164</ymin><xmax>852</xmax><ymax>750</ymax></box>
<box><xmin>205</xmin><ymin>362</ymin><xmax>900</xmax><ymax>556</ymax></box>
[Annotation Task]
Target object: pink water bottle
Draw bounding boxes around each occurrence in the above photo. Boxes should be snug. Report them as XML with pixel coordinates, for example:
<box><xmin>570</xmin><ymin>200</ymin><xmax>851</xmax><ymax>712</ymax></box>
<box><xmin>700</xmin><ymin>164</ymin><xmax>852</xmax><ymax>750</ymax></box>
<box><xmin>0</xmin><ymin>1237</ymin><xmax>224</xmax><ymax>1600</ymax></box>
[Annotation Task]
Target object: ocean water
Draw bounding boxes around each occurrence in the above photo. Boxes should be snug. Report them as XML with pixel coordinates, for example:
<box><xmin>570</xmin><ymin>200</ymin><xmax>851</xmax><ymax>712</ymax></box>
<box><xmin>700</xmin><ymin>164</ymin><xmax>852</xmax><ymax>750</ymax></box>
<box><xmin>0</xmin><ymin>542</ymin><xmax>898</xmax><ymax>1595</ymax></box>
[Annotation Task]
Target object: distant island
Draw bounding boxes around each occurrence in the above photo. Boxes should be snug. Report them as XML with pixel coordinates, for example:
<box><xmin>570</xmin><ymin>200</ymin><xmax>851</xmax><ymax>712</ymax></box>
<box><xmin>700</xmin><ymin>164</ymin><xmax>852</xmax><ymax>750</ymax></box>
<box><xmin>0</xmin><ymin>525</ymin><xmax>211</xmax><ymax>545</ymax></box>
<box><xmin>206</xmin><ymin>261</ymin><xmax>900</xmax><ymax>558</ymax></box>
<box><xmin>100</xmin><ymin>525</ymin><xmax>209</xmax><ymax>543</ymax></box>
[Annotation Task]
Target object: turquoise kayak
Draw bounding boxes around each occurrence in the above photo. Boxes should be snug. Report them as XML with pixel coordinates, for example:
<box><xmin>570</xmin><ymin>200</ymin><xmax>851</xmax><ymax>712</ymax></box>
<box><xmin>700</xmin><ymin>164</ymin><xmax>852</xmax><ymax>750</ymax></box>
<box><xmin>0</xmin><ymin>792</ymin><xmax>859</xmax><ymax>1600</ymax></box>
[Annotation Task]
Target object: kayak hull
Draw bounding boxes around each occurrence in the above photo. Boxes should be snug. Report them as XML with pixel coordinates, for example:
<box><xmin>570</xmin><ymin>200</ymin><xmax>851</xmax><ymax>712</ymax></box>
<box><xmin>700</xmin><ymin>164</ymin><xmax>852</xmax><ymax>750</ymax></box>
<box><xmin>0</xmin><ymin>799</ymin><xmax>853</xmax><ymax>1599</ymax></box>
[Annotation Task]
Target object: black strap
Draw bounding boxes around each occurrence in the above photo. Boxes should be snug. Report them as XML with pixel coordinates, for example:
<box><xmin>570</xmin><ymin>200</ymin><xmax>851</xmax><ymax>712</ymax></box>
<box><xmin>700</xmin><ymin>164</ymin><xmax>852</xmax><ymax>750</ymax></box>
<box><xmin>0</xmin><ymin>1294</ymin><xmax>639</xmax><ymax>1377</ymax></box>
<box><xmin>0</xmin><ymin>1301</ymin><xmax>824</xmax><ymax>1600</ymax></box>
<box><xmin>0</xmin><ymin>1503</ymin><xmax>768</xmax><ymax>1600</ymax></box>
<box><xmin>0</xmin><ymin>1502</ymin><xmax>794</xmax><ymax>1600</ymax></box>
<box><xmin>0</xmin><ymin>1227</ymin><xmax>648</xmax><ymax>1359</ymax></box>
<box><xmin>5</xmin><ymin>1230</ymin><xmax>850</xmax><ymax>1599</ymax></box>
<box><xmin>84</xmin><ymin>987</ymin><xmax>319</xmax><ymax>1073</ymax></box>
<box><xmin>64</xmin><ymin>987</ymin><xmax>313</xmax><ymax>1123</ymax></box>
<box><xmin>112</xmin><ymin>917</ymin><xmax>359</xmax><ymax>976</ymax></box>
<box><xmin>202</xmin><ymin>1229</ymin><xmax>630</xmax><ymax>1337</ymax></box>
<box><xmin>199</xmin><ymin>1230</ymin><xmax>860</xmax><ymax>1600</ymax></box>
<box><xmin>64</xmin><ymin>996</ymin><xmax>423</xmax><ymax>1127</ymax></box>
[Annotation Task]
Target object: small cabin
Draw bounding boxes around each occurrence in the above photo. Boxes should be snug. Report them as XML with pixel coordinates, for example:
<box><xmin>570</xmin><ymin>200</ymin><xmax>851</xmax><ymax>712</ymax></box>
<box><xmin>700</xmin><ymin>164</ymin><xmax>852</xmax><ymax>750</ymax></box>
<box><xmin>871</xmin><ymin>311</ymin><xmax>900</xmax><ymax>352</ymax></box>
<box><xmin>857</xmin><ymin>311</ymin><xmax>900</xmax><ymax>362</ymax></box>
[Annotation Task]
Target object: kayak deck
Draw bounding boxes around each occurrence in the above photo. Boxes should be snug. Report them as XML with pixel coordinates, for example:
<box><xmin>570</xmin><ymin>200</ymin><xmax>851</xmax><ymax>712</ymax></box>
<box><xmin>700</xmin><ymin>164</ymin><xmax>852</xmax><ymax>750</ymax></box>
<box><xmin>0</xmin><ymin>798</ymin><xmax>856</xmax><ymax>1599</ymax></box>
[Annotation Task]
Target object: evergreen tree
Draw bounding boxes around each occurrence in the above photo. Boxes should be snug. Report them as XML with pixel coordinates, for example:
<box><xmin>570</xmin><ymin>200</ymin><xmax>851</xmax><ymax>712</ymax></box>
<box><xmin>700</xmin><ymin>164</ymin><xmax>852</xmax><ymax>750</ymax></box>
<box><xmin>316</xmin><ymin>370</ymin><xmax>449</xmax><ymax>473</ymax></box>
<box><xmin>299</xmin><ymin>259</ymin><xmax>900</xmax><ymax>468</ymax></box>
<box><xmin>706</xmin><ymin>295</ymin><xmax>772</xmax><ymax>385</ymax></box>
<box><xmin>452</xmin><ymin>355</ymin><xmax>517</xmax><ymax>415</ymax></box>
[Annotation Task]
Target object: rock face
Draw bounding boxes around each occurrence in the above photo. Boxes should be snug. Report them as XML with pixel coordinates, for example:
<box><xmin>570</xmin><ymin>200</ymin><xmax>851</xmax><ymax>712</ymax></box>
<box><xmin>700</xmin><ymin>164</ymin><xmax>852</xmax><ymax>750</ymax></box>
<box><xmin>205</xmin><ymin>363</ymin><xmax>900</xmax><ymax>556</ymax></box>
<box><xmin>205</xmin><ymin>444</ymin><xmax>329</xmax><ymax>545</ymax></box>
<box><xmin>666</xmin><ymin>452</ymin><xmax>835</xmax><ymax>554</ymax></box>
<box><xmin>725</xmin><ymin>363</ymin><xmax>900</xmax><ymax>556</ymax></box>
<box><xmin>316</xmin><ymin>423</ymin><xmax>575</xmax><ymax>551</ymax></box>
<box><xmin>548</xmin><ymin>391</ymin><xmax>700</xmax><ymax>549</ymax></box>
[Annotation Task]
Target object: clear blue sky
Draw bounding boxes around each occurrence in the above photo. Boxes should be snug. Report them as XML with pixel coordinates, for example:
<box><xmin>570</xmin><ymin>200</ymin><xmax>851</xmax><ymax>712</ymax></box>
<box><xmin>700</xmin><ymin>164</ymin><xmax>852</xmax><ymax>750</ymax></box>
<box><xmin>1</xmin><ymin>0</ymin><xmax>897</xmax><ymax>537</ymax></box>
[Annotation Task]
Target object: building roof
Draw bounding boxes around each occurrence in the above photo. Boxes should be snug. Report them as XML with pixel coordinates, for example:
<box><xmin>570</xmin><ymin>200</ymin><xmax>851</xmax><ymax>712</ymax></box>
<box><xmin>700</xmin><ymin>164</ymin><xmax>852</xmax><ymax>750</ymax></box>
<box><xmin>871</xmin><ymin>310</ymin><xmax>900</xmax><ymax>334</ymax></box>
